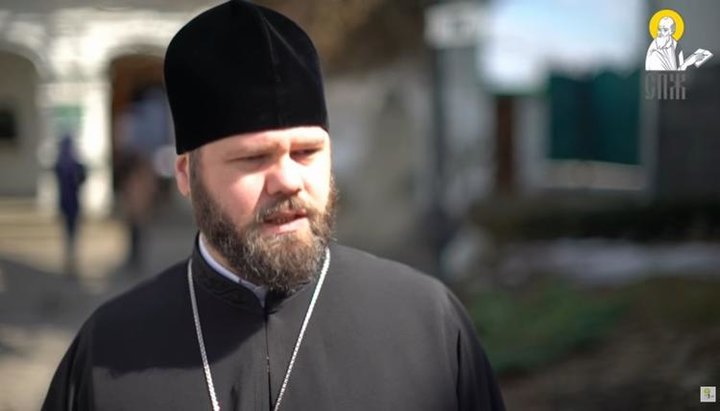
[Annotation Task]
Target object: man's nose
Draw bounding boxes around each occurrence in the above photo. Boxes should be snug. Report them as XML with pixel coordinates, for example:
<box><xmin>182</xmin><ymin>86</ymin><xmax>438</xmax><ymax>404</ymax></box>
<box><xmin>265</xmin><ymin>156</ymin><xmax>303</xmax><ymax>196</ymax></box>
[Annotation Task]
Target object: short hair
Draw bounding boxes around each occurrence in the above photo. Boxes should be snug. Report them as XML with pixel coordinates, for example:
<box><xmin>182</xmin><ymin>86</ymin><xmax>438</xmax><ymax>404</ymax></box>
<box><xmin>188</xmin><ymin>149</ymin><xmax>201</xmax><ymax>183</ymax></box>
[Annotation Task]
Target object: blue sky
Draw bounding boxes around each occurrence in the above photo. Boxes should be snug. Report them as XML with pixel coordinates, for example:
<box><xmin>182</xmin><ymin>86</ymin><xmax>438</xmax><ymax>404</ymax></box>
<box><xmin>478</xmin><ymin>0</ymin><xmax>646</xmax><ymax>93</ymax></box>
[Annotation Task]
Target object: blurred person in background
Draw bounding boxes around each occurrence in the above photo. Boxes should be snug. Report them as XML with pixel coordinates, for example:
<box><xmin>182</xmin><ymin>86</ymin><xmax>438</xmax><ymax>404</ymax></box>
<box><xmin>117</xmin><ymin>150</ymin><xmax>158</xmax><ymax>271</ymax></box>
<box><xmin>53</xmin><ymin>134</ymin><xmax>86</xmax><ymax>276</ymax></box>
<box><xmin>42</xmin><ymin>1</ymin><xmax>504</xmax><ymax>410</ymax></box>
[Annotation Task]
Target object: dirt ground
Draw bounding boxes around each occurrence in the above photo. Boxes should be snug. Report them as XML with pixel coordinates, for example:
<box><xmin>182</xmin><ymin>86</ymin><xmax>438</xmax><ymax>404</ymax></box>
<box><xmin>498</xmin><ymin>279</ymin><xmax>720</xmax><ymax>410</ymax></box>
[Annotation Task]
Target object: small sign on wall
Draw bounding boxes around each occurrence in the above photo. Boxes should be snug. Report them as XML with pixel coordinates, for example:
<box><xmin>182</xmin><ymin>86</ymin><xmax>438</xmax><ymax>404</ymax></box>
<box><xmin>53</xmin><ymin>105</ymin><xmax>83</xmax><ymax>137</ymax></box>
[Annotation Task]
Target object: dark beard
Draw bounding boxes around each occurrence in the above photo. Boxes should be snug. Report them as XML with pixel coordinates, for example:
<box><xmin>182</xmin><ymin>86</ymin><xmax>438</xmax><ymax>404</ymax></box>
<box><xmin>190</xmin><ymin>160</ymin><xmax>336</xmax><ymax>294</ymax></box>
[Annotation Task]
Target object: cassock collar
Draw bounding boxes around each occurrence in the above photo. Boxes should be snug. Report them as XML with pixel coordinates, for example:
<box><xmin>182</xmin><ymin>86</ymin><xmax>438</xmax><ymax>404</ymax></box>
<box><xmin>198</xmin><ymin>233</ymin><xmax>268</xmax><ymax>306</ymax></box>
<box><xmin>189</xmin><ymin>234</ymin><xmax>322</xmax><ymax>315</ymax></box>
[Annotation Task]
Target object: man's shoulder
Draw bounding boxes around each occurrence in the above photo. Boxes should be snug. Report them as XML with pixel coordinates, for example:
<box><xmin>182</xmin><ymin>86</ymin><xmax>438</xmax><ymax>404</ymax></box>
<box><xmin>67</xmin><ymin>261</ymin><xmax>198</xmax><ymax>370</ymax></box>
<box><xmin>88</xmin><ymin>261</ymin><xmax>189</xmax><ymax>329</ymax></box>
<box><xmin>327</xmin><ymin>243</ymin><xmax>468</xmax><ymax>332</ymax></box>
<box><xmin>329</xmin><ymin>243</ymin><xmax>447</xmax><ymax>297</ymax></box>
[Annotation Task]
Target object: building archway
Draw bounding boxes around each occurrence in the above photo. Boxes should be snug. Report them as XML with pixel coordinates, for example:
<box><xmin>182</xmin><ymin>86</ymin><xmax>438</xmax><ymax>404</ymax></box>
<box><xmin>0</xmin><ymin>40</ymin><xmax>50</xmax><ymax>81</ymax></box>
<box><xmin>0</xmin><ymin>50</ymin><xmax>41</xmax><ymax>196</ymax></box>
<box><xmin>109</xmin><ymin>54</ymin><xmax>176</xmax><ymax>209</ymax></box>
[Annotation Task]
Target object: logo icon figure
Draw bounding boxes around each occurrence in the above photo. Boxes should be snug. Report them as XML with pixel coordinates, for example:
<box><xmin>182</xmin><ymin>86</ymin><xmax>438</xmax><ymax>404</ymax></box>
<box><xmin>645</xmin><ymin>9</ymin><xmax>712</xmax><ymax>71</ymax></box>
<box><xmin>700</xmin><ymin>386</ymin><xmax>717</xmax><ymax>403</ymax></box>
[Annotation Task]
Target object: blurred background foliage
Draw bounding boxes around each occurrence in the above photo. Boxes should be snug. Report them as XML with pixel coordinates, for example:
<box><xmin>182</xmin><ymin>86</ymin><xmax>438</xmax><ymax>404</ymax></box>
<box><xmin>468</xmin><ymin>279</ymin><xmax>627</xmax><ymax>374</ymax></box>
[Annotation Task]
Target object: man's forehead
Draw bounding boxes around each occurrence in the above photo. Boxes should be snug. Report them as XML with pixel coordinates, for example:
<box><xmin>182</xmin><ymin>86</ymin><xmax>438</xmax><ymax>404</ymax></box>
<box><xmin>210</xmin><ymin>126</ymin><xmax>329</xmax><ymax>150</ymax></box>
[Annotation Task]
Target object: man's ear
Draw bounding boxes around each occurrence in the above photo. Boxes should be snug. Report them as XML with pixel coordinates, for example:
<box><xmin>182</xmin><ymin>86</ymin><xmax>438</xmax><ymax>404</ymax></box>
<box><xmin>175</xmin><ymin>153</ymin><xmax>191</xmax><ymax>197</ymax></box>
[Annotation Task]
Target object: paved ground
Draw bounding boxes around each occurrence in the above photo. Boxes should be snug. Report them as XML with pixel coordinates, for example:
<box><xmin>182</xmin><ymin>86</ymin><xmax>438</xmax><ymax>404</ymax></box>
<box><xmin>0</xmin><ymin>198</ymin><xmax>196</xmax><ymax>410</ymax></box>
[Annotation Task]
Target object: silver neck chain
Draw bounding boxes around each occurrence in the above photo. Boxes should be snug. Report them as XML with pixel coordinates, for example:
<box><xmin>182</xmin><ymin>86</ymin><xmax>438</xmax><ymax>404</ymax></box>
<box><xmin>186</xmin><ymin>248</ymin><xmax>330</xmax><ymax>411</ymax></box>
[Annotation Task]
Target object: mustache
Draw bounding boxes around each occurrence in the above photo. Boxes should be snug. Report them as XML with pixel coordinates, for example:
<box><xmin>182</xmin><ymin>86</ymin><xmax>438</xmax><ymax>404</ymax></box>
<box><xmin>255</xmin><ymin>196</ymin><xmax>318</xmax><ymax>223</ymax></box>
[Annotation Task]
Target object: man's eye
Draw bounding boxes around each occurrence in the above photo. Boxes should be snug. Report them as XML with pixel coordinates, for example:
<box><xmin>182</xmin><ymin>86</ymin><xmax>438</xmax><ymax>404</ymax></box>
<box><xmin>292</xmin><ymin>149</ymin><xmax>319</xmax><ymax>158</ymax></box>
<box><xmin>238</xmin><ymin>154</ymin><xmax>267</xmax><ymax>162</ymax></box>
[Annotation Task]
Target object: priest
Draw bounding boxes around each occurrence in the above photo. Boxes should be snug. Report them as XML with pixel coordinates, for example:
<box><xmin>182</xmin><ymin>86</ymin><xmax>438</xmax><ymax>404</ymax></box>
<box><xmin>42</xmin><ymin>1</ymin><xmax>505</xmax><ymax>410</ymax></box>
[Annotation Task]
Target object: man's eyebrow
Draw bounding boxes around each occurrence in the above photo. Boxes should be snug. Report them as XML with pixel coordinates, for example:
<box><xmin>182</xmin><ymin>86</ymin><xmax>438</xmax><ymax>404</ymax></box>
<box><xmin>224</xmin><ymin>136</ymin><xmax>325</xmax><ymax>157</ymax></box>
<box><xmin>291</xmin><ymin>136</ymin><xmax>326</xmax><ymax>146</ymax></box>
<box><xmin>224</xmin><ymin>141</ymin><xmax>281</xmax><ymax>157</ymax></box>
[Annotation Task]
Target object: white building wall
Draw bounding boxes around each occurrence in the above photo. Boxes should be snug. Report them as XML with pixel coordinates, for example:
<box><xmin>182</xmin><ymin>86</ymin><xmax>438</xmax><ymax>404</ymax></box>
<box><xmin>325</xmin><ymin>58</ymin><xmax>432</xmax><ymax>253</ymax></box>
<box><xmin>0</xmin><ymin>7</ymin><xmax>193</xmax><ymax>216</ymax></box>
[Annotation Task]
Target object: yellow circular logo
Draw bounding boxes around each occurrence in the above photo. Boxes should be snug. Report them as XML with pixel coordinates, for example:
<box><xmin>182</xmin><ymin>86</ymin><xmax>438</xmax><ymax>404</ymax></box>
<box><xmin>648</xmin><ymin>9</ymin><xmax>685</xmax><ymax>41</ymax></box>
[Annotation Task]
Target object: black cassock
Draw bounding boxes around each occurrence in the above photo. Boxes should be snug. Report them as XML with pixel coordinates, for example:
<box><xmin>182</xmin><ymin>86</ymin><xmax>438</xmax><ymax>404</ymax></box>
<box><xmin>43</xmin><ymin>242</ymin><xmax>504</xmax><ymax>410</ymax></box>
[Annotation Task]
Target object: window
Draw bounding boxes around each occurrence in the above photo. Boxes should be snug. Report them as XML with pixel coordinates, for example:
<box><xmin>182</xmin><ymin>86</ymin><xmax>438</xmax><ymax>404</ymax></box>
<box><xmin>0</xmin><ymin>107</ymin><xmax>17</xmax><ymax>143</ymax></box>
